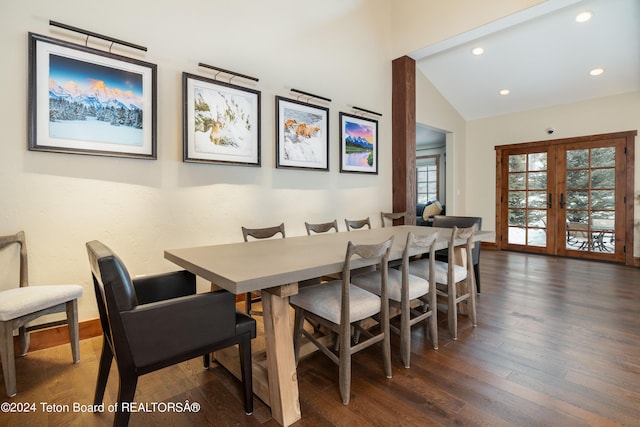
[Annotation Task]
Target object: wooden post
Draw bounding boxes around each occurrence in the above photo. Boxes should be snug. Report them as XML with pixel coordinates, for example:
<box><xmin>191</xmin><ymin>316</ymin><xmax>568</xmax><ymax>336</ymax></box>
<box><xmin>392</xmin><ymin>56</ymin><xmax>416</xmax><ymax>223</ymax></box>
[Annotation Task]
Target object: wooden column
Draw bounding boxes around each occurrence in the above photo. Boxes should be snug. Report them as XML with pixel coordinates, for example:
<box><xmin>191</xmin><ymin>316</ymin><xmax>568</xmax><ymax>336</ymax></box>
<box><xmin>392</xmin><ymin>56</ymin><xmax>416</xmax><ymax>223</ymax></box>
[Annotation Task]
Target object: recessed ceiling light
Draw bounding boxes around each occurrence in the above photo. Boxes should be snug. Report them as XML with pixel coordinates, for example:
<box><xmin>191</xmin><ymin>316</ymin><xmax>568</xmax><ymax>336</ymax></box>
<box><xmin>589</xmin><ymin>68</ymin><xmax>604</xmax><ymax>76</ymax></box>
<box><xmin>576</xmin><ymin>11</ymin><xmax>592</xmax><ymax>23</ymax></box>
<box><xmin>472</xmin><ymin>47</ymin><xmax>484</xmax><ymax>56</ymax></box>
<box><xmin>499</xmin><ymin>89</ymin><xmax>510</xmax><ymax>96</ymax></box>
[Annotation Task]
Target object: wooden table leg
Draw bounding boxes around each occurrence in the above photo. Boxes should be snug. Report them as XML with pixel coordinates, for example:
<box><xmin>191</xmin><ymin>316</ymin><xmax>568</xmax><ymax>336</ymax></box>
<box><xmin>261</xmin><ymin>288</ymin><xmax>301</xmax><ymax>426</ymax></box>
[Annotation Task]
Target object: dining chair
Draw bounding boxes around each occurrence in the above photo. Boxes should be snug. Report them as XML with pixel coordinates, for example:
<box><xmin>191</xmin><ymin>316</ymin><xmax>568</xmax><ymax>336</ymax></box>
<box><xmin>290</xmin><ymin>236</ymin><xmax>394</xmax><ymax>405</ymax></box>
<box><xmin>0</xmin><ymin>231</ymin><xmax>82</xmax><ymax>397</ymax></box>
<box><xmin>380</xmin><ymin>211</ymin><xmax>407</xmax><ymax>228</ymax></box>
<box><xmin>352</xmin><ymin>231</ymin><xmax>439</xmax><ymax>368</ymax></box>
<box><xmin>344</xmin><ymin>217</ymin><xmax>371</xmax><ymax>231</ymax></box>
<box><xmin>242</xmin><ymin>223</ymin><xmax>285</xmax><ymax>316</ymax></box>
<box><xmin>86</xmin><ymin>240</ymin><xmax>256</xmax><ymax>426</ymax></box>
<box><xmin>304</xmin><ymin>220</ymin><xmax>340</xmax><ymax>283</ymax></box>
<box><xmin>407</xmin><ymin>225</ymin><xmax>477</xmax><ymax>340</ymax></box>
<box><xmin>432</xmin><ymin>215</ymin><xmax>483</xmax><ymax>293</ymax></box>
<box><xmin>305</xmin><ymin>220</ymin><xmax>339</xmax><ymax>235</ymax></box>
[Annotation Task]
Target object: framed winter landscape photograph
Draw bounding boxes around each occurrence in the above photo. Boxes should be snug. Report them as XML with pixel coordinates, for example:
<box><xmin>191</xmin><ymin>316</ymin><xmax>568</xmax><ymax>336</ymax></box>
<box><xmin>28</xmin><ymin>33</ymin><xmax>157</xmax><ymax>159</ymax></box>
<box><xmin>339</xmin><ymin>112</ymin><xmax>378</xmax><ymax>174</ymax></box>
<box><xmin>275</xmin><ymin>96</ymin><xmax>329</xmax><ymax>171</ymax></box>
<box><xmin>183</xmin><ymin>73</ymin><xmax>260</xmax><ymax>166</ymax></box>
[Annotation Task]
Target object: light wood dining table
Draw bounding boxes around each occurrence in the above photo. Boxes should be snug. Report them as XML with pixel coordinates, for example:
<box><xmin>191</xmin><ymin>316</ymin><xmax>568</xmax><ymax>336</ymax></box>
<box><xmin>164</xmin><ymin>225</ymin><xmax>494</xmax><ymax>426</ymax></box>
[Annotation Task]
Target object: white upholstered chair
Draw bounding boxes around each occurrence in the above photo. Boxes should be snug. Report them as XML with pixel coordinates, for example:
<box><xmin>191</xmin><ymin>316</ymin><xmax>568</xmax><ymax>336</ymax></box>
<box><xmin>407</xmin><ymin>225</ymin><xmax>477</xmax><ymax>340</ymax></box>
<box><xmin>352</xmin><ymin>231</ymin><xmax>439</xmax><ymax>368</ymax></box>
<box><xmin>0</xmin><ymin>231</ymin><xmax>82</xmax><ymax>397</ymax></box>
<box><xmin>290</xmin><ymin>237</ymin><xmax>394</xmax><ymax>404</ymax></box>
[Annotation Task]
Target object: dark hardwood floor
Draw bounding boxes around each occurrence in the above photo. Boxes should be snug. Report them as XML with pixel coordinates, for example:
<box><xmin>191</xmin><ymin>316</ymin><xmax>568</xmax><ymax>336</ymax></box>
<box><xmin>2</xmin><ymin>250</ymin><xmax>639</xmax><ymax>426</ymax></box>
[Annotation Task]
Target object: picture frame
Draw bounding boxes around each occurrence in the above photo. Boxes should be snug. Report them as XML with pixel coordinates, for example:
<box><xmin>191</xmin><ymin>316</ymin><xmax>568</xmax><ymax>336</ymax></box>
<box><xmin>183</xmin><ymin>73</ymin><xmax>261</xmax><ymax>166</ymax></box>
<box><xmin>28</xmin><ymin>33</ymin><xmax>157</xmax><ymax>159</ymax></box>
<box><xmin>339</xmin><ymin>112</ymin><xmax>378</xmax><ymax>174</ymax></box>
<box><xmin>275</xmin><ymin>96</ymin><xmax>329</xmax><ymax>171</ymax></box>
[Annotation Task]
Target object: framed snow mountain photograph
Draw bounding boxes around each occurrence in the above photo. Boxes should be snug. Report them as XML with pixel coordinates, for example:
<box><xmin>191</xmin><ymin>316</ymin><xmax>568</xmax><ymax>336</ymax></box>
<box><xmin>183</xmin><ymin>73</ymin><xmax>261</xmax><ymax>166</ymax></box>
<box><xmin>28</xmin><ymin>33</ymin><xmax>157</xmax><ymax>159</ymax></box>
<box><xmin>275</xmin><ymin>96</ymin><xmax>329</xmax><ymax>171</ymax></box>
<box><xmin>339</xmin><ymin>112</ymin><xmax>378</xmax><ymax>174</ymax></box>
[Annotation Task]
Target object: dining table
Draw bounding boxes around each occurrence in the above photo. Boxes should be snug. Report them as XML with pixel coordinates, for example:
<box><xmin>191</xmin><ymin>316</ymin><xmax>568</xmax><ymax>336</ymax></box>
<box><xmin>164</xmin><ymin>225</ymin><xmax>494</xmax><ymax>426</ymax></box>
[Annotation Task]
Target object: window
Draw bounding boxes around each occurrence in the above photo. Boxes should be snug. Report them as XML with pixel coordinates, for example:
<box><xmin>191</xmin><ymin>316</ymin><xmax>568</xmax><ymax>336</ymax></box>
<box><xmin>416</xmin><ymin>155</ymin><xmax>439</xmax><ymax>203</ymax></box>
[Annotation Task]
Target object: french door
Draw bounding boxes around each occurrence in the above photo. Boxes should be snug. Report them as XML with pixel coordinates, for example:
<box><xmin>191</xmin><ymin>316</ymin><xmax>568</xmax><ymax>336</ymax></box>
<box><xmin>496</xmin><ymin>131</ymin><xmax>635</xmax><ymax>264</ymax></box>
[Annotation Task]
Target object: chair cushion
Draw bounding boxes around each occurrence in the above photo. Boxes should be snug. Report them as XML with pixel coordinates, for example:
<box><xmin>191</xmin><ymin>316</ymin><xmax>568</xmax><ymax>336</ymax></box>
<box><xmin>289</xmin><ymin>281</ymin><xmax>380</xmax><ymax>324</ymax></box>
<box><xmin>406</xmin><ymin>258</ymin><xmax>467</xmax><ymax>284</ymax></box>
<box><xmin>351</xmin><ymin>268</ymin><xmax>429</xmax><ymax>302</ymax></box>
<box><xmin>0</xmin><ymin>285</ymin><xmax>83</xmax><ymax>321</ymax></box>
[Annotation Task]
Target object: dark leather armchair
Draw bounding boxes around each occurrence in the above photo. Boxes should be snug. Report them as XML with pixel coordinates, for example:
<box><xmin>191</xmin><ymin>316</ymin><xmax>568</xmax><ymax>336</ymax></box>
<box><xmin>432</xmin><ymin>215</ymin><xmax>482</xmax><ymax>293</ymax></box>
<box><xmin>86</xmin><ymin>240</ymin><xmax>256</xmax><ymax>426</ymax></box>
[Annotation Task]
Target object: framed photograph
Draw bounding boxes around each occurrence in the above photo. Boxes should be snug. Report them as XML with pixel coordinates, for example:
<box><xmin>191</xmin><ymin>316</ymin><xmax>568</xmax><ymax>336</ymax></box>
<box><xmin>276</xmin><ymin>96</ymin><xmax>329</xmax><ymax>171</ymax></box>
<box><xmin>28</xmin><ymin>33</ymin><xmax>157</xmax><ymax>159</ymax></box>
<box><xmin>183</xmin><ymin>73</ymin><xmax>260</xmax><ymax>166</ymax></box>
<box><xmin>339</xmin><ymin>112</ymin><xmax>378</xmax><ymax>174</ymax></box>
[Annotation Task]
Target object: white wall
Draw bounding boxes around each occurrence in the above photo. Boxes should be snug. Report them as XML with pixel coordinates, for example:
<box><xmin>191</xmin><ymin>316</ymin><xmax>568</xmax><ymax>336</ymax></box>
<box><xmin>415</xmin><ymin>68</ymin><xmax>466</xmax><ymax>214</ymax></box>
<box><xmin>0</xmin><ymin>0</ymin><xmax>394</xmax><ymax>322</ymax></box>
<box><xmin>466</xmin><ymin>91</ymin><xmax>640</xmax><ymax>255</ymax></box>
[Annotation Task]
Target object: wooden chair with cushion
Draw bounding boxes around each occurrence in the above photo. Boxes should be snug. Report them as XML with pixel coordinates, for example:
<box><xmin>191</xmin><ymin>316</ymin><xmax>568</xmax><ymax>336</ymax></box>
<box><xmin>242</xmin><ymin>223</ymin><xmax>285</xmax><ymax>316</ymax></box>
<box><xmin>380</xmin><ymin>211</ymin><xmax>407</xmax><ymax>228</ymax></box>
<box><xmin>344</xmin><ymin>217</ymin><xmax>371</xmax><ymax>231</ymax></box>
<box><xmin>432</xmin><ymin>215</ymin><xmax>482</xmax><ymax>293</ymax></box>
<box><xmin>352</xmin><ymin>231</ymin><xmax>439</xmax><ymax>368</ymax></box>
<box><xmin>0</xmin><ymin>231</ymin><xmax>82</xmax><ymax>397</ymax></box>
<box><xmin>290</xmin><ymin>237</ymin><xmax>394</xmax><ymax>404</ymax></box>
<box><xmin>407</xmin><ymin>225</ymin><xmax>477</xmax><ymax>340</ymax></box>
<box><xmin>305</xmin><ymin>220</ymin><xmax>340</xmax><ymax>283</ymax></box>
<box><xmin>86</xmin><ymin>240</ymin><xmax>255</xmax><ymax>426</ymax></box>
<box><xmin>305</xmin><ymin>220</ymin><xmax>339</xmax><ymax>235</ymax></box>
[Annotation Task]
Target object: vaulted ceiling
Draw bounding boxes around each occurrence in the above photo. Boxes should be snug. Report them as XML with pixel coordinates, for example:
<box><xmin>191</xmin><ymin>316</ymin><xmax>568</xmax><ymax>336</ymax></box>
<box><xmin>412</xmin><ymin>0</ymin><xmax>639</xmax><ymax>122</ymax></box>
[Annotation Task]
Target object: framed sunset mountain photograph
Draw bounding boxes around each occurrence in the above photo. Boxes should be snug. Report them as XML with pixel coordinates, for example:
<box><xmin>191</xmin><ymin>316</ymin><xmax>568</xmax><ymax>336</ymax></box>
<box><xmin>339</xmin><ymin>112</ymin><xmax>378</xmax><ymax>174</ymax></box>
<box><xmin>28</xmin><ymin>33</ymin><xmax>157</xmax><ymax>159</ymax></box>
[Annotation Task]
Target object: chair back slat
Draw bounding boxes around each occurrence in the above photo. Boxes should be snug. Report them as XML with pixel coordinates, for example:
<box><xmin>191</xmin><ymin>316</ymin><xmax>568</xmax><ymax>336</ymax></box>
<box><xmin>344</xmin><ymin>217</ymin><xmax>371</xmax><ymax>231</ymax></box>
<box><xmin>0</xmin><ymin>231</ymin><xmax>28</xmax><ymax>292</ymax></box>
<box><xmin>380</xmin><ymin>211</ymin><xmax>406</xmax><ymax>227</ymax></box>
<box><xmin>305</xmin><ymin>220</ymin><xmax>339</xmax><ymax>235</ymax></box>
<box><xmin>242</xmin><ymin>223</ymin><xmax>285</xmax><ymax>241</ymax></box>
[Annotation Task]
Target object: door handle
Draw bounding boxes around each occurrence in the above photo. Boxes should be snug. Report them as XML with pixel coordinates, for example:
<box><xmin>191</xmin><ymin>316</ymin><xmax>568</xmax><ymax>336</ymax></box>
<box><xmin>559</xmin><ymin>193</ymin><xmax>565</xmax><ymax>209</ymax></box>
<box><xmin>548</xmin><ymin>193</ymin><xmax>552</xmax><ymax>208</ymax></box>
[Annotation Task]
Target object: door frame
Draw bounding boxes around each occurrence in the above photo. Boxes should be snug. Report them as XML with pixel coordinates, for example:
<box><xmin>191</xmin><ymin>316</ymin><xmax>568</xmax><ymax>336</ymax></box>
<box><xmin>495</xmin><ymin>130</ymin><xmax>636</xmax><ymax>266</ymax></box>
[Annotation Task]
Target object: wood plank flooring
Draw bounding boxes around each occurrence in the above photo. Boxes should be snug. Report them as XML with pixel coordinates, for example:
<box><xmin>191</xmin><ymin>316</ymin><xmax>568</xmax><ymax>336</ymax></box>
<box><xmin>2</xmin><ymin>250</ymin><xmax>639</xmax><ymax>426</ymax></box>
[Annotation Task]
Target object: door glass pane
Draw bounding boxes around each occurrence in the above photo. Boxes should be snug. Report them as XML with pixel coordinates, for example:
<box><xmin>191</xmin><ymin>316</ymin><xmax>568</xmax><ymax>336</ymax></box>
<box><xmin>509</xmin><ymin>173</ymin><xmax>526</xmax><ymax>190</ymax></box>
<box><xmin>591</xmin><ymin>147</ymin><xmax>615</xmax><ymax>167</ymax></box>
<box><xmin>591</xmin><ymin>169</ymin><xmax>615</xmax><ymax>188</ymax></box>
<box><xmin>527</xmin><ymin>210</ymin><xmax>546</xmax><ymax>227</ymax></box>
<box><xmin>528</xmin><ymin>153</ymin><xmax>547</xmax><ymax>171</ymax></box>
<box><xmin>591</xmin><ymin>190</ymin><xmax>615</xmax><ymax>210</ymax></box>
<box><xmin>509</xmin><ymin>192</ymin><xmax>526</xmax><ymax>208</ymax></box>
<box><xmin>566</xmin><ymin>220</ymin><xmax>589</xmax><ymax>251</ymax></box>
<box><xmin>566</xmin><ymin>190</ymin><xmax>588</xmax><ymax>209</ymax></box>
<box><xmin>528</xmin><ymin>172</ymin><xmax>547</xmax><ymax>189</ymax></box>
<box><xmin>527</xmin><ymin>191</ymin><xmax>547</xmax><ymax>208</ymax></box>
<box><xmin>508</xmin><ymin>209</ymin><xmax>525</xmax><ymax>226</ymax></box>
<box><xmin>509</xmin><ymin>154</ymin><xmax>526</xmax><ymax>172</ymax></box>
<box><xmin>527</xmin><ymin>228</ymin><xmax>546</xmax><ymax>247</ymax></box>
<box><xmin>508</xmin><ymin>227</ymin><xmax>526</xmax><ymax>245</ymax></box>
<box><xmin>567</xmin><ymin>149</ymin><xmax>588</xmax><ymax>168</ymax></box>
<box><xmin>567</xmin><ymin>170</ymin><xmax>588</xmax><ymax>189</ymax></box>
